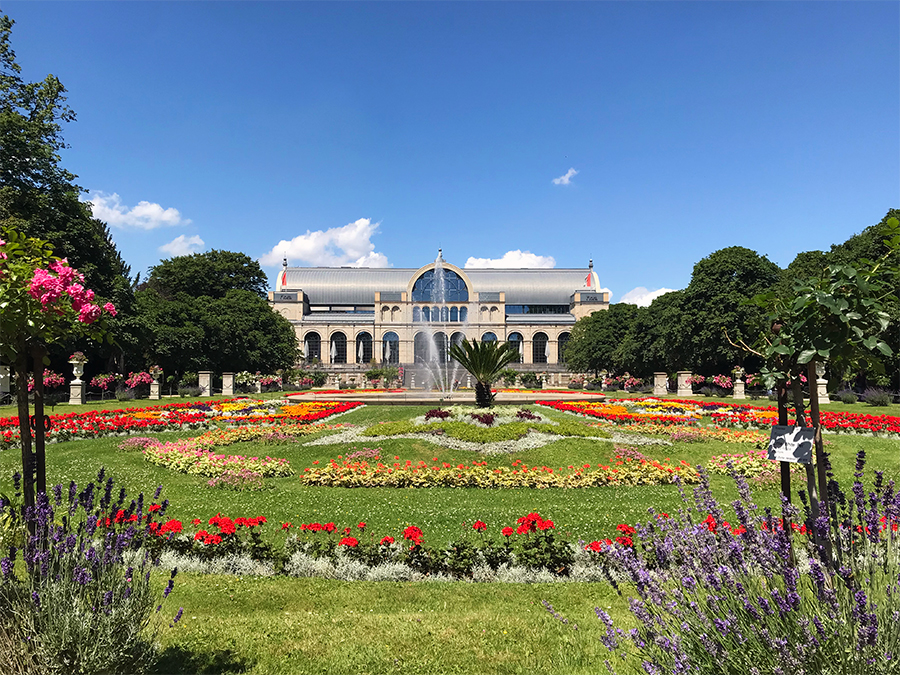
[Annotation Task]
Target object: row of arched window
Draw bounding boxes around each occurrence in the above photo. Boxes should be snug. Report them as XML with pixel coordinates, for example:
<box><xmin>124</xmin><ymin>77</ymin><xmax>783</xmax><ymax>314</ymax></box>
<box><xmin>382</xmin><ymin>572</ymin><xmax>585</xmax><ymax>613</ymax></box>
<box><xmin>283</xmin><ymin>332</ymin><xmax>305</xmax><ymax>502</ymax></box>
<box><xmin>301</xmin><ymin>331</ymin><xmax>570</xmax><ymax>365</ymax></box>
<box><xmin>412</xmin><ymin>306</ymin><xmax>469</xmax><ymax>323</ymax></box>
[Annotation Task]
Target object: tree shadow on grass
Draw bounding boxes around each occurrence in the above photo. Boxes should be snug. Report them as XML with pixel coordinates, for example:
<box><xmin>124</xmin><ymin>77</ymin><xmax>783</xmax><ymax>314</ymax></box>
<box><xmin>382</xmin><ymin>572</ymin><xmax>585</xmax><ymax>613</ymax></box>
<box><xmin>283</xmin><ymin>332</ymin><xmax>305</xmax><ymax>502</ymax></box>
<box><xmin>151</xmin><ymin>645</ymin><xmax>251</xmax><ymax>675</ymax></box>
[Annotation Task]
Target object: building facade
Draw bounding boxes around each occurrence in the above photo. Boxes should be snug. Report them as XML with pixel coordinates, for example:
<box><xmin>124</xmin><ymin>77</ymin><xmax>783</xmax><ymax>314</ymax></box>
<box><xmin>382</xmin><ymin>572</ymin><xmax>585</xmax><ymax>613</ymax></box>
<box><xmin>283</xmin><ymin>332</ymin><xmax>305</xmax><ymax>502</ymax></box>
<box><xmin>268</xmin><ymin>253</ymin><xmax>609</xmax><ymax>382</ymax></box>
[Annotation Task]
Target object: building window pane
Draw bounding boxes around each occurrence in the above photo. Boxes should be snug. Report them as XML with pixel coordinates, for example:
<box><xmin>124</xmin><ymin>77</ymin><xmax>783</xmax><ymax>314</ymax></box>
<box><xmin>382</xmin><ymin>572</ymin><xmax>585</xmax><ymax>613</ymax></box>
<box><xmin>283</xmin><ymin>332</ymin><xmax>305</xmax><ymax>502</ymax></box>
<box><xmin>411</xmin><ymin>269</ymin><xmax>469</xmax><ymax>302</ymax></box>
<box><xmin>533</xmin><ymin>332</ymin><xmax>548</xmax><ymax>364</ymax></box>
<box><xmin>330</xmin><ymin>332</ymin><xmax>347</xmax><ymax>364</ymax></box>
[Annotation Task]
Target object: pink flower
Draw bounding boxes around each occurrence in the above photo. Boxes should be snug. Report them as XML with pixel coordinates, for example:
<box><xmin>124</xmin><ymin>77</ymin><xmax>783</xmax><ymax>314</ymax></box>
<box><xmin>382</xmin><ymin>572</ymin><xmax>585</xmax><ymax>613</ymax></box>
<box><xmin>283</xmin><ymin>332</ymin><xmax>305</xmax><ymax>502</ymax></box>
<box><xmin>78</xmin><ymin>303</ymin><xmax>102</xmax><ymax>324</ymax></box>
<box><xmin>103</xmin><ymin>302</ymin><xmax>117</xmax><ymax>317</ymax></box>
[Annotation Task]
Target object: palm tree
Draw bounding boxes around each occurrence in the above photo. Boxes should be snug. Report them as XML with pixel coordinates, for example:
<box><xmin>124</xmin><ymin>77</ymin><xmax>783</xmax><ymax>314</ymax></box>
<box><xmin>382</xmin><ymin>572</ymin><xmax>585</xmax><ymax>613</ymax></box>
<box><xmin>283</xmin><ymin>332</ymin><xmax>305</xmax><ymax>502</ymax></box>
<box><xmin>449</xmin><ymin>338</ymin><xmax>520</xmax><ymax>407</ymax></box>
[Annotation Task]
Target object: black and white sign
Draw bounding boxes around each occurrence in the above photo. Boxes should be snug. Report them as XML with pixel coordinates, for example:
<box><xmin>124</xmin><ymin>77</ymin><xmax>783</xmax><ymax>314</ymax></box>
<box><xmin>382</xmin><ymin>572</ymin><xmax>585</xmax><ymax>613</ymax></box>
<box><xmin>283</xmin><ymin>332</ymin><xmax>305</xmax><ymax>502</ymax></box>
<box><xmin>767</xmin><ymin>425</ymin><xmax>814</xmax><ymax>464</ymax></box>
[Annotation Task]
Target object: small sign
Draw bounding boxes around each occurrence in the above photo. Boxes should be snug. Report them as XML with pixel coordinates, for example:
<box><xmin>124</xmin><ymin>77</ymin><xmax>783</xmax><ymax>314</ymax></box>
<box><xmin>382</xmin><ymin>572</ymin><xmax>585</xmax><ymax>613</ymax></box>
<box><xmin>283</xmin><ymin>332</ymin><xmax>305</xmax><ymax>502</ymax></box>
<box><xmin>768</xmin><ymin>425</ymin><xmax>814</xmax><ymax>464</ymax></box>
<box><xmin>273</xmin><ymin>292</ymin><xmax>298</xmax><ymax>302</ymax></box>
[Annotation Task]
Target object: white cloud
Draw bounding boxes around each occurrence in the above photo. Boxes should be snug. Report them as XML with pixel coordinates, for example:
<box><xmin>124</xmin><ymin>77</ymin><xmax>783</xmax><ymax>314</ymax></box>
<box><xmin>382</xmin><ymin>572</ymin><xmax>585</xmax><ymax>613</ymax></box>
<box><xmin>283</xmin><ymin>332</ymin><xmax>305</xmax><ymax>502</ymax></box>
<box><xmin>159</xmin><ymin>234</ymin><xmax>205</xmax><ymax>257</ymax></box>
<box><xmin>619</xmin><ymin>286</ymin><xmax>677</xmax><ymax>307</ymax></box>
<box><xmin>259</xmin><ymin>218</ymin><xmax>390</xmax><ymax>268</ymax></box>
<box><xmin>551</xmin><ymin>168</ymin><xmax>578</xmax><ymax>185</ymax></box>
<box><xmin>86</xmin><ymin>192</ymin><xmax>191</xmax><ymax>230</ymax></box>
<box><xmin>464</xmin><ymin>250</ymin><xmax>557</xmax><ymax>269</ymax></box>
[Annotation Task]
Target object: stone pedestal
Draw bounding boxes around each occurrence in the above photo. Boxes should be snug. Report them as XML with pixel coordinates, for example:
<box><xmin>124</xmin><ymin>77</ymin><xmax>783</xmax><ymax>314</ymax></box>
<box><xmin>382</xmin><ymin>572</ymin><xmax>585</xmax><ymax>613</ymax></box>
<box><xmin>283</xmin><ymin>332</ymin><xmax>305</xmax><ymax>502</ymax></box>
<box><xmin>653</xmin><ymin>372</ymin><xmax>667</xmax><ymax>397</ymax></box>
<box><xmin>733</xmin><ymin>379</ymin><xmax>746</xmax><ymax>400</ymax></box>
<box><xmin>222</xmin><ymin>372</ymin><xmax>234</xmax><ymax>396</ymax></box>
<box><xmin>68</xmin><ymin>381</ymin><xmax>84</xmax><ymax>406</ymax></box>
<box><xmin>198</xmin><ymin>370</ymin><xmax>212</xmax><ymax>396</ymax></box>
<box><xmin>255</xmin><ymin>380</ymin><xmax>262</xmax><ymax>393</ymax></box>
<box><xmin>149</xmin><ymin>381</ymin><xmax>160</xmax><ymax>400</ymax></box>
<box><xmin>817</xmin><ymin>377</ymin><xmax>829</xmax><ymax>407</ymax></box>
<box><xmin>466</xmin><ymin>375</ymin><xmax>472</xmax><ymax>389</ymax></box>
<box><xmin>676</xmin><ymin>371</ymin><xmax>693</xmax><ymax>397</ymax></box>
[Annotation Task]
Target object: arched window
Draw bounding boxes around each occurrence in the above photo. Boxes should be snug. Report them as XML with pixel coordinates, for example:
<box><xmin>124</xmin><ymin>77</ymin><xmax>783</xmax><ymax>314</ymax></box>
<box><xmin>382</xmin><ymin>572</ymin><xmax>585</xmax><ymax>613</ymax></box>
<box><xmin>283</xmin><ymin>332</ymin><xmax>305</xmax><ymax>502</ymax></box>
<box><xmin>450</xmin><ymin>306</ymin><xmax>459</xmax><ymax>322</ymax></box>
<box><xmin>414</xmin><ymin>332</ymin><xmax>430</xmax><ymax>363</ymax></box>
<box><xmin>440</xmin><ymin>306</ymin><xmax>449</xmax><ymax>322</ymax></box>
<box><xmin>459</xmin><ymin>307</ymin><xmax>468</xmax><ymax>322</ymax></box>
<box><xmin>450</xmin><ymin>331</ymin><xmax>466</xmax><ymax>350</ymax></box>
<box><xmin>413</xmin><ymin>306</ymin><xmax>422</xmax><ymax>322</ymax></box>
<box><xmin>432</xmin><ymin>306</ymin><xmax>439</xmax><ymax>322</ymax></box>
<box><xmin>411</xmin><ymin>268</ymin><xmax>469</xmax><ymax>302</ymax></box>
<box><xmin>330</xmin><ymin>332</ymin><xmax>347</xmax><ymax>364</ymax></box>
<box><xmin>507</xmin><ymin>332</ymin><xmax>523</xmax><ymax>364</ymax></box>
<box><xmin>533</xmin><ymin>332</ymin><xmax>548</xmax><ymax>364</ymax></box>
<box><xmin>303</xmin><ymin>332</ymin><xmax>321</xmax><ymax>363</ymax></box>
<box><xmin>482</xmin><ymin>332</ymin><xmax>497</xmax><ymax>342</ymax></box>
<box><xmin>422</xmin><ymin>306</ymin><xmax>430</xmax><ymax>322</ymax></box>
<box><xmin>355</xmin><ymin>332</ymin><xmax>373</xmax><ymax>364</ymax></box>
<box><xmin>558</xmin><ymin>332</ymin><xmax>571</xmax><ymax>364</ymax></box>
<box><xmin>382</xmin><ymin>332</ymin><xmax>399</xmax><ymax>365</ymax></box>
<box><xmin>433</xmin><ymin>331</ymin><xmax>448</xmax><ymax>363</ymax></box>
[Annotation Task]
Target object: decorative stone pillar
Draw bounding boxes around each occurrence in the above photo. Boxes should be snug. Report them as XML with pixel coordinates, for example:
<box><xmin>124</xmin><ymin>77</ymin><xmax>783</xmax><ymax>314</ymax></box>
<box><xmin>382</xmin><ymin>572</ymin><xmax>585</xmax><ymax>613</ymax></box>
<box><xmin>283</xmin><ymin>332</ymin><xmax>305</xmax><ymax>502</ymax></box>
<box><xmin>255</xmin><ymin>380</ymin><xmax>262</xmax><ymax>393</ymax></box>
<box><xmin>653</xmin><ymin>372</ymin><xmax>667</xmax><ymax>397</ymax></box>
<box><xmin>733</xmin><ymin>378</ymin><xmax>746</xmax><ymax>400</ymax></box>
<box><xmin>0</xmin><ymin>365</ymin><xmax>9</xmax><ymax>400</ymax></box>
<box><xmin>149</xmin><ymin>380</ymin><xmax>160</xmax><ymax>400</ymax></box>
<box><xmin>222</xmin><ymin>372</ymin><xmax>234</xmax><ymax>396</ymax></box>
<box><xmin>68</xmin><ymin>358</ymin><xmax>86</xmax><ymax>405</ymax></box>
<box><xmin>466</xmin><ymin>375</ymin><xmax>472</xmax><ymax>389</ymax></box>
<box><xmin>411</xmin><ymin>374</ymin><xmax>416</xmax><ymax>389</ymax></box>
<box><xmin>198</xmin><ymin>371</ymin><xmax>212</xmax><ymax>396</ymax></box>
<box><xmin>816</xmin><ymin>362</ymin><xmax>829</xmax><ymax>406</ymax></box>
<box><xmin>676</xmin><ymin>371</ymin><xmax>693</xmax><ymax>397</ymax></box>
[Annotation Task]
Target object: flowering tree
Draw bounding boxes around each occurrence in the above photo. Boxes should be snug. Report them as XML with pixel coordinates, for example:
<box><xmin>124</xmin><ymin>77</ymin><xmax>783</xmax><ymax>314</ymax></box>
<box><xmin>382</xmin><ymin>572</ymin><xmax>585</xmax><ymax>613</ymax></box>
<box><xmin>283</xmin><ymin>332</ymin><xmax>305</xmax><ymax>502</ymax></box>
<box><xmin>0</xmin><ymin>228</ymin><xmax>115</xmax><ymax>517</ymax></box>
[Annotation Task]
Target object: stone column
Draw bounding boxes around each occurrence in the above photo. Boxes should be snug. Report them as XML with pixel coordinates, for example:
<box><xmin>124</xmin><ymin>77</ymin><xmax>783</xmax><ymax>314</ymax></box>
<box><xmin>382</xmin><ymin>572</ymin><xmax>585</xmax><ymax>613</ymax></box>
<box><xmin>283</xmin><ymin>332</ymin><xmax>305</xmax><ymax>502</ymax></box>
<box><xmin>198</xmin><ymin>371</ymin><xmax>212</xmax><ymax>396</ymax></box>
<box><xmin>816</xmin><ymin>362</ymin><xmax>829</xmax><ymax>407</ymax></box>
<box><xmin>733</xmin><ymin>378</ymin><xmax>746</xmax><ymax>400</ymax></box>
<box><xmin>222</xmin><ymin>372</ymin><xmax>234</xmax><ymax>396</ymax></box>
<box><xmin>0</xmin><ymin>365</ymin><xmax>9</xmax><ymax>401</ymax></box>
<box><xmin>676</xmin><ymin>371</ymin><xmax>693</xmax><ymax>397</ymax></box>
<box><xmin>68</xmin><ymin>380</ymin><xmax>84</xmax><ymax>405</ymax></box>
<box><xmin>255</xmin><ymin>380</ymin><xmax>262</xmax><ymax>393</ymax></box>
<box><xmin>149</xmin><ymin>380</ymin><xmax>161</xmax><ymax>400</ymax></box>
<box><xmin>653</xmin><ymin>372</ymin><xmax>667</xmax><ymax>397</ymax></box>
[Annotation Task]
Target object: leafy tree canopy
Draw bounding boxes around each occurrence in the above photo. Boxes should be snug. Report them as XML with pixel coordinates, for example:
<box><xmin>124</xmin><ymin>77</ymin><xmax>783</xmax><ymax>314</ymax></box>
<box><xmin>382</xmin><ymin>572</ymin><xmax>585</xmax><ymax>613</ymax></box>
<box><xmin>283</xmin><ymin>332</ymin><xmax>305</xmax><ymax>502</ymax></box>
<box><xmin>564</xmin><ymin>303</ymin><xmax>641</xmax><ymax>376</ymax></box>
<box><xmin>145</xmin><ymin>250</ymin><xmax>269</xmax><ymax>300</ymax></box>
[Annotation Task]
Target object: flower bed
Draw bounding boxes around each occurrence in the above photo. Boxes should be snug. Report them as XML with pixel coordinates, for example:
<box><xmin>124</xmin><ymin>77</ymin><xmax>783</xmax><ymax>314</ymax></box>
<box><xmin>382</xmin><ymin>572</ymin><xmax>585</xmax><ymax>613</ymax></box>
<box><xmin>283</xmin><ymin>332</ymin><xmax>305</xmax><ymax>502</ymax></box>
<box><xmin>0</xmin><ymin>399</ymin><xmax>362</xmax><ymax>449</ymax></box>
<box><xmin>295</xmin><ymin>448</ymin><xmax>698</xmax><ymax>488</ymax></box>
<box><xmin>541</xmin><ymin>397</ymin><xmax>900</xmax><ymax>438</ymax></box>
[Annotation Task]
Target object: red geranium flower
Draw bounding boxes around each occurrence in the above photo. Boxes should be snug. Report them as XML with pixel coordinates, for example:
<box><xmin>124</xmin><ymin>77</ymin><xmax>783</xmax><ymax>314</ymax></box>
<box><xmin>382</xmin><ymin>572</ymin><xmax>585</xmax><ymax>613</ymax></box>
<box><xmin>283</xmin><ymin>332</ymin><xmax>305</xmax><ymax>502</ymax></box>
<box><xmin>501</xmin><ymin>527</ymin><xmax>514</xmax><ymax>537</ymax></box>
<box><xmin>338</xmin><ymin>536</ymin><xmax>359</xmax><ymax>547</ymax></box>
<box><xmin>358</xmin><ymin>522</ymin><xmax>366</xmax><ymax>530</ymax></box>
<box><xmin>191</xmin><ymin>518</ymin><xmax>201</xmax><ymax>526</ymax></box>
<box><xmin>380</xmin><ymin>536</ymin><xmax>395</xmax><ymax>545</ymax></box>
<box><xmin>615</xmin><ymin>535</ymin><xmax>633</xmax><ymax>547</ymax></box>
<box><xmin>324</xmin><ymin>522</ymin><xmax>336</xmax><ymax>533</ymax></box>
<box><xmin>472</xmin><ymin>520</ymin><xmax>487</xmax><ymax>531</ymax></box>
<box><xmin>403</xmin><ymin>525</ymin><xmax>423</xmax><ymax>544</ymax></box>
<box><xmin>282</xmin><ymin>522</ymin><xmax>292</xmax><ymax>530</ymax></box>
<box><xmin>148</xmin><ymin>504</ymin><xmax>162</xmax><ymax>513</ymax></box>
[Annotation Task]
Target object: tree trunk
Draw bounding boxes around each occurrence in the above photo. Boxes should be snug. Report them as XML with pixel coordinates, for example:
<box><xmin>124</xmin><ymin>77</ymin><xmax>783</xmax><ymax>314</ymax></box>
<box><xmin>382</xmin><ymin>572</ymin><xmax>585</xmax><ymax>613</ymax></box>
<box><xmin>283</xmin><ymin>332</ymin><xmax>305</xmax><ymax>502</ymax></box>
<box><xmin>14</xmin><ymin>346</ymin><xmax>34</xmax><ymax>531</ymax></box>
<box><xmin>474</xmin><ymin>381</ymin><xmax>493</xmax><ymax>408</ymax></box>
<box><xmin>31</xmin><ymin>344</ymin><xmax>47</xmax><ymax>497</ymax></box>
<box><xmin>776</xmin><ymin>381</ymin><xmax>790</xmax><ymax>502</ymax></box>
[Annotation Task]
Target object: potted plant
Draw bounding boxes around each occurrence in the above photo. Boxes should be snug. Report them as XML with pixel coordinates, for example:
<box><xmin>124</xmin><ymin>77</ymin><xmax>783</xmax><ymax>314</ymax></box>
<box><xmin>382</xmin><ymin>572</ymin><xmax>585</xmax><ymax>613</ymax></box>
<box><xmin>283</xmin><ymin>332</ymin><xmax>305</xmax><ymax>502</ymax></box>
<box><xmin>69</xmin><ymin>351</ymin><xmax>87</xmax><ymax>383</ymax></box>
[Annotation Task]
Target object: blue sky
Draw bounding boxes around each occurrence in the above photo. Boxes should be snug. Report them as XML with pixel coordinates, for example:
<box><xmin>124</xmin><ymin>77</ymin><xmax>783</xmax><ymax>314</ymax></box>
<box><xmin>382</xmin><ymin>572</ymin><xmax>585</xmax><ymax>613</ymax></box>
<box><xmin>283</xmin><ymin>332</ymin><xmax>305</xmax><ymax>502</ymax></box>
<box><xmin>5</xmin><ymin>1</ymin><xmax>898</xmax><ymax>304</ymax></box>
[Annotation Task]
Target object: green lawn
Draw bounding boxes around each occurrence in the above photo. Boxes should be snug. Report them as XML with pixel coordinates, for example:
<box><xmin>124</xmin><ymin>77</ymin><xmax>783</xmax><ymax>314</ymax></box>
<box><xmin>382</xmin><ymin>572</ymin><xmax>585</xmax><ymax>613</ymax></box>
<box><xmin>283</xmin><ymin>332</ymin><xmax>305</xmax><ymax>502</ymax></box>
<box><xmin>2</xmin><ymin>397</ymin><xmax>898</xmax><ymax>674</ymax></box>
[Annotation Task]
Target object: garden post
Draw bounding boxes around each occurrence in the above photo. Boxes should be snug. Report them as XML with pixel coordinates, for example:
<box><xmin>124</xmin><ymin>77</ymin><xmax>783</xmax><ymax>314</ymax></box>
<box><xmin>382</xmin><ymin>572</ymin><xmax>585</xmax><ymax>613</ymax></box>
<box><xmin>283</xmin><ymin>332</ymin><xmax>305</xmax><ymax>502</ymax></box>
<box><xmin>14</xmin><ymin>349</ymin><xmax>35</xmax><ymax>524</ymax></box>
<box><xmin>222</xmin><ymin>372</ymin><xmax>234</xmax><ymax>396</ymax></box>
<box><xmin>653</xmin><ymin>372</ymin><xmax>667</xmax><ymax>396</ymax></box>
<box><xmin>68</xmin><ymin>378</ymin><xmax>84</xmax><ymax>405</ymax></box>
<box><xmin>0</xmin><ymin>364</ymin><xmax>9</xmax><ymax>400</ymax></box>
<box><xmin>198</xmin><ymin>371</ymin><xmax>212</xmax><ymax>396</ymax></box>
<box><xmin>733</xmin><ymin>378</ymin><xmax>745</xmax><ymax>399</ymax></box>
<box><xmin>791</xmin><ymin>378</ymin><xmax>821</xmax><ymax>539</ymax></box>
<box><xmin>149</xmin><ymin>380</ymin><xmax>160</xmax><ymax>400</ymax></box>
<box><xmin>807</xmin><ymin>361</ymin><xmax>833</xmax><ymax>564</ymax></box>
<box><xmin>776</xmin><ymin>382</ymin><xmax>791</xmax><ymax>503</ymax></box>
<box><xmin>676</xmin><ymin>371</ymin><xmax>692</xmax><ymax>397</ymax></box>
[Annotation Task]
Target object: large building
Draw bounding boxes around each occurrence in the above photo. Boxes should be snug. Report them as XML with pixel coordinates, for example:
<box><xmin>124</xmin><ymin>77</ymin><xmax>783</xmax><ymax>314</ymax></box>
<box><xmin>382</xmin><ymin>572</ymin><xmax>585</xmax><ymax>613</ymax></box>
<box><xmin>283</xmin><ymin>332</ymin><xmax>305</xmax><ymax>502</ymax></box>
<box><xmin>268</xmin><ymin>252</ymin><xmax>609</xmax><ymax>382</ymax></box>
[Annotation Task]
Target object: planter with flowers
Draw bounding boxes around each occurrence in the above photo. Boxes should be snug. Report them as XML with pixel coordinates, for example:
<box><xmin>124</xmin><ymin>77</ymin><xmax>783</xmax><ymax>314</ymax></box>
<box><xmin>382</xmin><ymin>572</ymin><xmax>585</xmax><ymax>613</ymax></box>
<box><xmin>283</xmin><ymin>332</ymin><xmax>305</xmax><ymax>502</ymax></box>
<box><xmin>149</xmin><ymin>365</ymin><xmax>163</xmax><ymax>400</ymax></box>
<box><xmin>68</xmin><ymin>351</ymin><xmax>88</xmax><ymax>405</ymax></box>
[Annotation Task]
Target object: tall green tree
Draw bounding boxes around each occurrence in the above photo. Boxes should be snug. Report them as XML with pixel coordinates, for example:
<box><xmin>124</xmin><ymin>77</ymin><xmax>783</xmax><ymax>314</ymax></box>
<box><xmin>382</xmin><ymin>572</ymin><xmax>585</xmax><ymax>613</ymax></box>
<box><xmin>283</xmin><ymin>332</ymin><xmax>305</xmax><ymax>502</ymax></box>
<box><xmin>679</xmin><ymin>246</ymin><xmax>781</xmax><ymax>374</ymax></box>
<box><xmin>130</xmin><ymin>251</ymin><xmax>298</xmax><ymax>379</ymax></box>
<box><xmin>0</xmin><ymin>14</ymin><xmax>133</xmax><ymax>375</ymax></box>
<box><xmin>564</xmin><ymin>303</ymin><xmax>641</xmax><ymax>376</ymax></box>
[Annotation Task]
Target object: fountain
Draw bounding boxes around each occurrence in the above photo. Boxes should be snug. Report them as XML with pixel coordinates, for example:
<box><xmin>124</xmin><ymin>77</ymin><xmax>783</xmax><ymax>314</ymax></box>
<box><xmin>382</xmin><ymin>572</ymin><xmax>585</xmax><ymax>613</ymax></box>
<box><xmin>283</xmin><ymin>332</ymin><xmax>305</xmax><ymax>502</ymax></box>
<box><xmin>417</xmin><ymin>249</ymin><xmax>466</xmax><ymax>398</ymax></box>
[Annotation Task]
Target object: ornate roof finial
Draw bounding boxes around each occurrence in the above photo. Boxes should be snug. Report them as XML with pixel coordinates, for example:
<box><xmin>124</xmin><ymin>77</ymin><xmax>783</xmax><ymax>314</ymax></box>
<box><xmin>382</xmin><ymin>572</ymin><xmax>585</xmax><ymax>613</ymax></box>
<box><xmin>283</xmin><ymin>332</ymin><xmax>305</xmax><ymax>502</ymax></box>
<box><xmin>437</xmin><ymin>248</ymin><xmax>444</xmax><ymax>262</ymax></box>
<box><xmin>282</xmin><ymin>256</ymin><xmax>288</xmax><ymax>268</ymax></box>
<box><xmin>589</xmin><ymin>259</ymin><xmax>593</xmax><ymax>269</ymax></box>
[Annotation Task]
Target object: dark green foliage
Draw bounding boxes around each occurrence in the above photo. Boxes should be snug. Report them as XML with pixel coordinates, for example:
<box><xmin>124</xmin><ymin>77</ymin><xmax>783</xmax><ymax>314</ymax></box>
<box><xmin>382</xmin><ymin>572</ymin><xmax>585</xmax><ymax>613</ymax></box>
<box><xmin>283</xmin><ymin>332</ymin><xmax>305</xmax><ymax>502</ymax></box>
<box><xmin>679</xmin><ymin>246</ymin><xmax>781</xmax><ymax>374</ymax></box>
<box><xmin>564</xmin><ymin>303</ymin><xmax>642</xmax><ymax>375</ymax></box>
<box><xmin>130</xmin><ymin>253</ymin><xmax>299</xmax><ymax>377</ymax></box>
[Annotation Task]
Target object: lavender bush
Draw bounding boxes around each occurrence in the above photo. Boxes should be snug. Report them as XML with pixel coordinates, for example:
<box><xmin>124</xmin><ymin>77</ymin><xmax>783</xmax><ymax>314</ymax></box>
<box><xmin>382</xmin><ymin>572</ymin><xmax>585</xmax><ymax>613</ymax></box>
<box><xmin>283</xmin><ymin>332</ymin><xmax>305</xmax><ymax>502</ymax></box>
<box><xmin>584</xmin><ymin>454</ymin><xmax>900</xmax><ymax>674</ymax></box>
<box><xmin>0</xmin><ymin>469</ymin><xmax>181</xmax><ymax>674</ymax></box>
